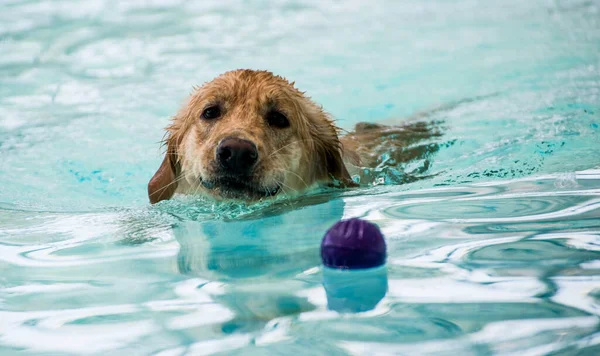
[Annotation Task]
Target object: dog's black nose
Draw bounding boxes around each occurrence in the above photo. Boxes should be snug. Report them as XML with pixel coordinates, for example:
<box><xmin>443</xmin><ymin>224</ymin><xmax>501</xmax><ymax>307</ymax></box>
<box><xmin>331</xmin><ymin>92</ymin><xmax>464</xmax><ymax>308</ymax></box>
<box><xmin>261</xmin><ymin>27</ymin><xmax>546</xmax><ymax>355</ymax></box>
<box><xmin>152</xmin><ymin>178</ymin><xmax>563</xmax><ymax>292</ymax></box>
<box><xmin>216</xmin><ymin>138</ymin><xmax>258</xmax><ymax>175</ymax></box>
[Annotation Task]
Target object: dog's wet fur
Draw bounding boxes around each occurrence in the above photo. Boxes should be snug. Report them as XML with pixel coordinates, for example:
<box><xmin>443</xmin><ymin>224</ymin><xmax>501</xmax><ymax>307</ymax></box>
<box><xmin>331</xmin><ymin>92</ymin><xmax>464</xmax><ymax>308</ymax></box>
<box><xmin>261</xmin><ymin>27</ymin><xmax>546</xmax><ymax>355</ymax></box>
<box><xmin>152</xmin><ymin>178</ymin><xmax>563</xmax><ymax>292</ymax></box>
<box><xmin>148</xmin><ymin>69</ymin><xmax>442</xmax><ymax>204</ymax></box>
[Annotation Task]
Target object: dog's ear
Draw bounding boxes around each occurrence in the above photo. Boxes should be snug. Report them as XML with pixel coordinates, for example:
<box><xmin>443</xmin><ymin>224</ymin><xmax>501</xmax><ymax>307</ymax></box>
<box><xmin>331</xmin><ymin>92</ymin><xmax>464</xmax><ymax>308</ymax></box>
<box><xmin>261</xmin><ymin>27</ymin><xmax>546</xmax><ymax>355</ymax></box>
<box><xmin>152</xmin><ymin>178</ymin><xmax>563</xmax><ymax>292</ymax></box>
<box><xmin>148</xmin><ymin>138</ymin><xmax>180</xmax><ymax>204</ymax></box>
<box><xmin>319</xmin><ymin>136</ymin><xmax>358</xmax><ymax>189</ymax></box>
<box><xmin>310</xmin><ymin>114</ymin><xmax>358</xmax><ymax>189</ymax></box>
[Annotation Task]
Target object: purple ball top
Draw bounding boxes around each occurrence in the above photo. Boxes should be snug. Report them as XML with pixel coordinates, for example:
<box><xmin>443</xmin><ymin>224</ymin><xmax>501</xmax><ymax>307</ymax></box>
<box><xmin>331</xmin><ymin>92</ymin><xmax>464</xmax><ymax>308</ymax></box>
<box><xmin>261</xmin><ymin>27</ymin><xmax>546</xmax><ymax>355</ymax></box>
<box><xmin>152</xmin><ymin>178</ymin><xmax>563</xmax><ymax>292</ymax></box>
<box><xmin>321</xmin><ymin>218</ymin><xmax>386</xmax><ymax>254</ymax></box>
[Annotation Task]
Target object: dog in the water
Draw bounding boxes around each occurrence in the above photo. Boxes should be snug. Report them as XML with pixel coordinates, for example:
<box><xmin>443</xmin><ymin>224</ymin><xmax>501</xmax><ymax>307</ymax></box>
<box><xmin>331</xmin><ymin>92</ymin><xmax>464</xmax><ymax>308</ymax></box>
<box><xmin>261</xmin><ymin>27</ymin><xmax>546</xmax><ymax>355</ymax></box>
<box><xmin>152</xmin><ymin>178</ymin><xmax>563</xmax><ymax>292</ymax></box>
<box><xmin>148</xmin><ymin>69</ymin><xmax>440</xmax><ymax>203</ymax></box>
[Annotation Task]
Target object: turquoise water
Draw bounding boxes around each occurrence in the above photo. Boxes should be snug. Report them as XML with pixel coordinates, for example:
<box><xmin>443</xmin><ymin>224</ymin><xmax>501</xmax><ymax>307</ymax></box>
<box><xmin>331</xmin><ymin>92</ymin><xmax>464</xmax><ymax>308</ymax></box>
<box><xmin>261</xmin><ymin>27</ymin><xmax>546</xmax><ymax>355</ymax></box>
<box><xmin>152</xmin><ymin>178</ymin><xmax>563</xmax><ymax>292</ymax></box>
<box><xmin>1</xmin><ymin>0</ymin><xmax>599</xmax><ymax>354</ymax></box>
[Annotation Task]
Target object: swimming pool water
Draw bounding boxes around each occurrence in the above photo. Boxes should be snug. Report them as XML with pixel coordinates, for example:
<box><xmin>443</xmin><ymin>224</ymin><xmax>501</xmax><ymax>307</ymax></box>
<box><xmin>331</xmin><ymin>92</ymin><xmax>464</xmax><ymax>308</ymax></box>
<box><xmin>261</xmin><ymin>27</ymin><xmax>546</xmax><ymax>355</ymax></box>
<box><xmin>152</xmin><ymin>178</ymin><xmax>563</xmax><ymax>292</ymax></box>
<box><xmin>1</xmin><ymin>0</ymin><xmax>599</xmax><ymax>354</ymax></box>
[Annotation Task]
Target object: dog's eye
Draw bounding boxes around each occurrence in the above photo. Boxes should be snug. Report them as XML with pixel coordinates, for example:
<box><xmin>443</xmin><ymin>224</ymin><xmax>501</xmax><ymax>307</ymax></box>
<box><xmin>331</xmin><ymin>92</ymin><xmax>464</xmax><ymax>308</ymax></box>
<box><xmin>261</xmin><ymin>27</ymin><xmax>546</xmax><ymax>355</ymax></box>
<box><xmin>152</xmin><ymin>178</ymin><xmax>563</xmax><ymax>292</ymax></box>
<box><xmin>266</xmin><ymin>110</ymin><xmax>290</xmax><ymax>128</ymax></box>
<box><xmin>201</xmin><ymin>106</ymin><xmax>221</xmax><ymax>120</ymax></box>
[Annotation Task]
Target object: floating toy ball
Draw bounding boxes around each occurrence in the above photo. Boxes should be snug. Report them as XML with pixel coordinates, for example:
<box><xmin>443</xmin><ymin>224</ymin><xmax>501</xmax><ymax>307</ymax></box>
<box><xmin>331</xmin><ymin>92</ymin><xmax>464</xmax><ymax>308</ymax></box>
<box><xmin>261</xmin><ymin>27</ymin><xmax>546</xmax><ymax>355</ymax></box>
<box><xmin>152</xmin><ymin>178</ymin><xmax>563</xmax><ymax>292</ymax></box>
<box><xmin>321</xmin><ymin>218</ymin><xmax>386</xmax><ymax>269</ymax></box>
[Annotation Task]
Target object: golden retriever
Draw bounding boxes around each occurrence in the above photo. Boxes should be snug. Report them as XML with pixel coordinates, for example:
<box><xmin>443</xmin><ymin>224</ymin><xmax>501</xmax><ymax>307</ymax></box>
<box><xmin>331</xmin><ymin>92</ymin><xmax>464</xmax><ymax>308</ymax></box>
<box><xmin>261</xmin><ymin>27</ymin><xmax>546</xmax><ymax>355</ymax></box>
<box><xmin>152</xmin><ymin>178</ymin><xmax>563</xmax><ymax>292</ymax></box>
<box><xmin>148</xmin><ymin>69</ymin><xmax>439</xmax><ymax>204</ymax></box>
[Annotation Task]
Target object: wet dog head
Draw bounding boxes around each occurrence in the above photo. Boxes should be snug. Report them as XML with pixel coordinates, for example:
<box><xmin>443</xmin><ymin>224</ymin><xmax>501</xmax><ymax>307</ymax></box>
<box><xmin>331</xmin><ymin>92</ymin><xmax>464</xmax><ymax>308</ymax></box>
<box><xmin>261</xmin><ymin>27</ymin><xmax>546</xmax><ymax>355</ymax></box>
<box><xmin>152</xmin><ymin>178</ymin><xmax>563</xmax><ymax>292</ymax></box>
<box><xmin>148</xmin><ymin>70</ymin><xmax>354</xmax><ymax>203</ymax></box>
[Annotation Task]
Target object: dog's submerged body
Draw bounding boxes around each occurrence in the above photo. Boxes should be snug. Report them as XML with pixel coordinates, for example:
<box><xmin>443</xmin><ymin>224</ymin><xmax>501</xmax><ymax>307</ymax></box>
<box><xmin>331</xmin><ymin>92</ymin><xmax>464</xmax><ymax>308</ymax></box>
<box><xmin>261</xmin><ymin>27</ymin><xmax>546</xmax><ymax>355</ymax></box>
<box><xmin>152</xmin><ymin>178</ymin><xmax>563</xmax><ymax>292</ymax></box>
<box><xmin>148</xmin><ymin>69</ymin><xmax>437</xmax><ymax>204</ymax></box>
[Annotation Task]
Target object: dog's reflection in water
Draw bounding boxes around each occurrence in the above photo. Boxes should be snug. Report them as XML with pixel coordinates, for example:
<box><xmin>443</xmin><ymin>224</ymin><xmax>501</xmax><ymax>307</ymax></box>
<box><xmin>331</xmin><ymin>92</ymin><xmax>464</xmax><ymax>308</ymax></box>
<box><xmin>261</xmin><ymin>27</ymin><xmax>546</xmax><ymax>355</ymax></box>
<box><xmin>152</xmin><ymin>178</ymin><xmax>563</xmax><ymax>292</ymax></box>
<box><xmin>174</xmin><ymin>197</ymin><xmax>343</xmax><ymax>332</ymax></box>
